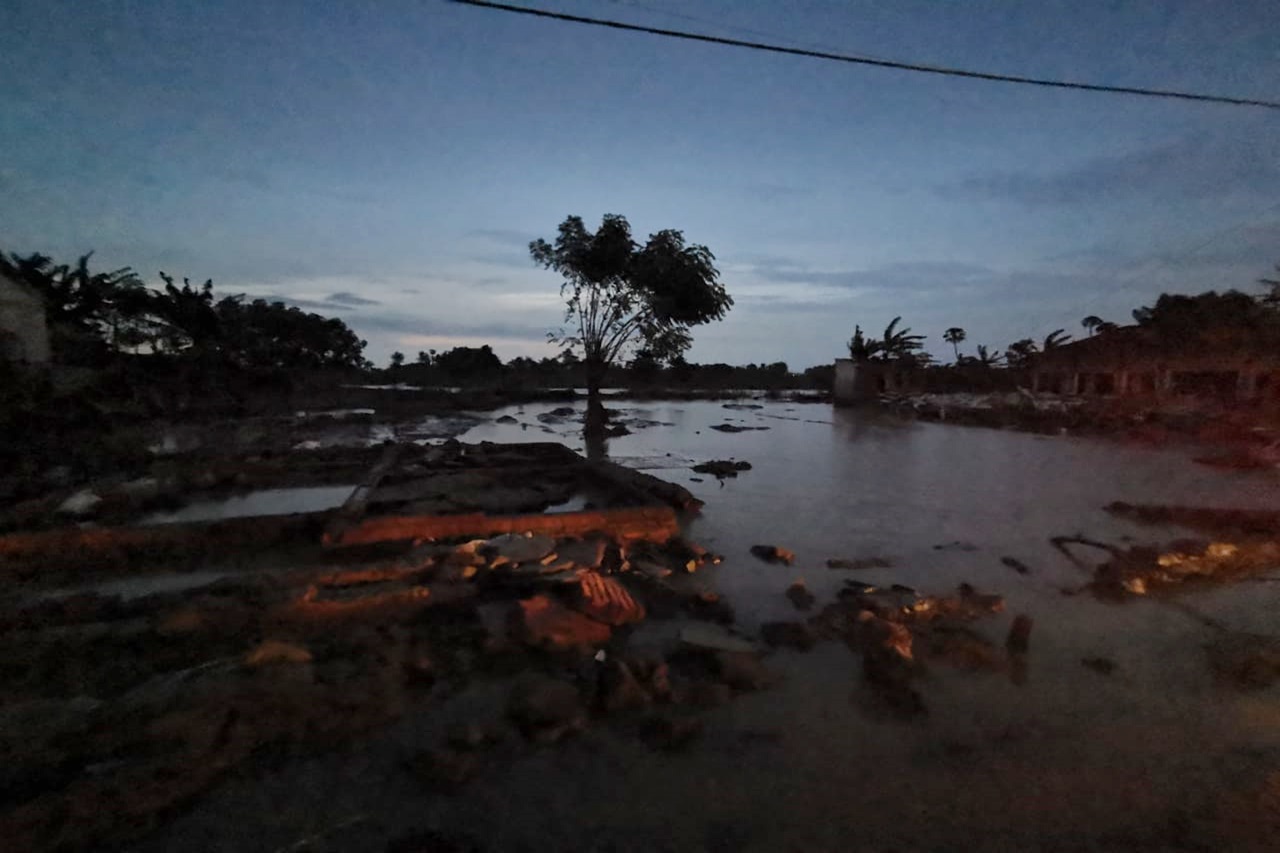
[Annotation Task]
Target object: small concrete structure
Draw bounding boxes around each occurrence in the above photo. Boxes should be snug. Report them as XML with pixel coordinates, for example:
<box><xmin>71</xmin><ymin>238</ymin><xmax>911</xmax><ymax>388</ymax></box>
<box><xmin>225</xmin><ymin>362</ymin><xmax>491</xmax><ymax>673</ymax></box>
<box><xmin>833</xmin><ymin>359</ymin><xmax>916</xmax><ymax>405</ymax></box>
<box><xmin>0</xmin><ymin>271</ymin><xmax>51</xmax><ymax>363</ymax></box>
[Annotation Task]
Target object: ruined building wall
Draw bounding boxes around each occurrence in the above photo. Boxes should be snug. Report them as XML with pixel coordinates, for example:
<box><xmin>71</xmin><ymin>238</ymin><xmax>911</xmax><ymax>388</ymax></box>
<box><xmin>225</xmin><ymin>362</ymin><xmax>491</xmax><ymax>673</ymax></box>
<box><xmin>0</xmin><ymin>273</ymin><xmax>51</xmax><ymax>363</ymax></box>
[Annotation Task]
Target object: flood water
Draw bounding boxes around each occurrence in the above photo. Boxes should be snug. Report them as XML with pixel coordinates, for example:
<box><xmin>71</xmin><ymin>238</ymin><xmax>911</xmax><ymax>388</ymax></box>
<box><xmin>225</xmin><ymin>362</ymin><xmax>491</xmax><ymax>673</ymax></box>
<box><xmin>143</xmin><ymin>399</ymin><xmax>1280</xmax><ymax>851</ymax></box>
<box><xmin>139</xmin><ymin>484</ymin><xmax>357</xmax><ymax>525</ymax></box>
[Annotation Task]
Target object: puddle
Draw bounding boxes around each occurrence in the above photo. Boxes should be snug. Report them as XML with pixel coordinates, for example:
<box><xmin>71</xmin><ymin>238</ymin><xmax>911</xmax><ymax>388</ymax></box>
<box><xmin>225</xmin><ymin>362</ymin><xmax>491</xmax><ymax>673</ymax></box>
<box><xmin>294</xmin><ymin>408</ymin><xmax>376</xmax><ymax>418</ymax></box>
<box><xmin>545</xmin><ymin>493</ymin><xmax>592</xmax><ymax>513</ymax></box>
<box><xmin>138</xmin><ymin>485</ymin><xmax>356</xmax><ymax>525</ymax></box>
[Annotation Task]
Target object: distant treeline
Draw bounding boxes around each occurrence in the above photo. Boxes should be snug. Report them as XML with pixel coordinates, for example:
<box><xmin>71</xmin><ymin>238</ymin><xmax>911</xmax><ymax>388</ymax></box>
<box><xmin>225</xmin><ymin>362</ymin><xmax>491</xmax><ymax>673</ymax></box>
<box><xmin>384</xmin><ymin>346</ymin><xmax>831</xmax><ymax>390</ymax></box>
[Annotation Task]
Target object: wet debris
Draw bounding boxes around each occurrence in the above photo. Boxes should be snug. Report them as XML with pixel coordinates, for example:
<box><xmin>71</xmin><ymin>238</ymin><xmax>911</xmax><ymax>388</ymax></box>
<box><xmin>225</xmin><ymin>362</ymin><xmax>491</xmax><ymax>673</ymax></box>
<box><xmin>484</xmin><ymin>533</ymin><xmax>557</xmax><ymax>566</ymax></box>
<box><xmin>1090</xmin><ymin>539</ymin><xmax>1280</xmax><ymax>597</ymax></box>
<box><xmin>691</xmin><ymin>459</ymin><xmax>752</xmax><ymax>479</ymax></box>
<box><xmin>809</xmin><ymin>581</ymin><xmax>1012</xmax><ymax>719</ymax></box>
<box><xmin>517</xmin><ymin>594</ymin><xmax>612</xmax><ymax>651</ymax></box>
<box><xmin>1206</xmin><ymin>631</ymin><xmax>1280</xmax><ymax>691</ymax></box>
<box><xmin>679</xmin><ymin>622</ymin><xmax>757</xmax><ymax>654</ymax></box>
<box><xmin>574</xmin><ymin>571</ymin><xmax>645</xmax><ymax>626</ymax></box>
<box><xmin>761</xmin><ymin>620</ymin><xmax>817</xmax><ymax>651</ymax></box>
<box><xmin>1081</xmin><ymin>656</ymin><xmax>1118</xmax><ymax>676</ymax></box>
<box><xmin>639</xmin><ymin>713</ymin><xmax>704</xmax><ymax>751</ymax></box>
<box><xmin>750</xmin><ymin>544</ymin><xmax>796</xmax><ymax>565</ymax></box>
<box><xmin>826</xmin><ymin>556</ymin><xmax>893</xmax><ymax>571</ymax></box>
<box><xmin>932</xmin><ymin>540</ymin><xmax>979</xmax><ymax>552</ymax></box>
<box><xmin>506</xmin><ymin>676</ymin><xmax>586</xmax><ymax>743</ymax></box>
<box><xmin>708</xmin><ymin>424</ymin><xmax>770</xmax><ymax>433</ymax></box>
<box><xmin>1105</xmin><ymin>501</ymin><xmax>1280</xmax><ymax>537</ymax></box>
<box><xmin>1001</xmin><ymin>556</ymin><xmax>1032</xmax><ymax>575</ymax></box>
<box><xmin>1005</xmin><ymin>614</ymin><xmax>1034</xmax><ymax>654</ymax></box>
<box><xmin>785</xmin><ymin>580</ymin><xmax>816</xmax><ymax>611</ymax></box>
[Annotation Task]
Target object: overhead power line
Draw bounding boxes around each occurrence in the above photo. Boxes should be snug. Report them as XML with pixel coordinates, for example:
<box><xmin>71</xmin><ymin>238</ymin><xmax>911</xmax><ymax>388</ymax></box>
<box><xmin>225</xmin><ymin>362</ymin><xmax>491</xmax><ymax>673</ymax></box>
<box><xmin>450</xmin><ymin>0</ymin><xmax>1280</xmax><ymax>111</ymax></box>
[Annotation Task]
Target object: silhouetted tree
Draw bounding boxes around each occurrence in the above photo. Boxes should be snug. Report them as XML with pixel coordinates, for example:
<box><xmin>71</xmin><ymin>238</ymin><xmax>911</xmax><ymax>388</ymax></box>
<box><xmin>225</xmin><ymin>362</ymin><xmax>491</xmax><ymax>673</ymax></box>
<box><xmin>433</xmin><ymin>345</ymin><xmax>502</xmax><ymax>379</ymax></box>
<box><xmin>973</xmin><ymin>344</ymin><xmax>1003</xmax><ymax>367</ymax></box>
<box><xmin>1081</xmin><ymin>315</ymin><xmax>1104</xmax><ymax>336</ymax></box>
<box><xmin>389</xmin><ymin>352</ymin><xmax>404</xmax><ymax>368</ymax></box>
<box><xmin>880</xmin><ymin>317</ymin><xmax>926</xmax><ymax>361</ymax></box>
<box><xmin>530</xmin><ymin>214</ymin><xmax>732</xmax><ymax>424</ymax></box>
<box><xmin>1005</xmin><ymin>338</ymin><xmax>1039</xmax><ymax>369</ymax></box>
<box><xmin>943</xmin><ymin>327</ymin><xmax>966</xmax><ymax>361</ymax></box>
<box><xmin>1042</xmin><ymin>329</ymin><xmax>1072</xmax><ymax>350</ymax></box>
<box><xmin>847</xmin><ymin>325</ymin><xmax>877</xmax><ymax>361</ymax></box>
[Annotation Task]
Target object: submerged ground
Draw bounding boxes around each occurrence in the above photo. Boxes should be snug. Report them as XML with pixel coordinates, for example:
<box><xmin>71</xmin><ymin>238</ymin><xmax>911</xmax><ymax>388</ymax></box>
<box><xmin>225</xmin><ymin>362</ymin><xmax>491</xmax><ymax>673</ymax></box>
<box><xmin>9</xmin><ymin>397</ymin><xmax>1280</xmax><ymax>851</ymax></box>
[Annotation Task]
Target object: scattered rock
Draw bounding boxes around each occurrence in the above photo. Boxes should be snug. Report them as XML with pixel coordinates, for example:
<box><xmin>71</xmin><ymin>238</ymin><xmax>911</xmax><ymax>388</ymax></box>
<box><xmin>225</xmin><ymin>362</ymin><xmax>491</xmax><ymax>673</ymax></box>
<box><xmin>640</xmin><ymin>713</ymin><xmax>703</xmax><ymax>751</ymax></box>
<box><xmin>475</xmin><ymin>602</ymin><xmax>514</xmax><ymax>653</ymax></box>
<box><xmin>1081</xmin><ymin>656</ymin><xmax>1117</xmax><ymax>675</ymax></box>
<box><xmin>406</xmin><ymin>747</ymin><xmax>478</xmax><ymax>792</ymax></box>
<box><xmin>715</xmin><ymin>651</ymin><xmax>775</xmax><ymax>691</ymax></box>
<box><xmin>760</xmin><ymin>620</ymin><xmax>816</xmax><ymax>651</ymax></box>
<box><xmin>446</xmin><ymin>722</ymin><xmax>502</xmax><ymax>751</ymax></box>
<box><xmin>1005</xmin><ymin>614</ymin><xmax>1034</xmax><ymax>654</ymax></box>
<box><xmin>632</xmin><ymin>558</ymin><xmax>673</xmax><ymax>580</ymax></box>
<box><xmin>921</xmin><ymin>624</ymin><xmax>1007</xmax><ymax>672</ymax></box>
<box><xmin>680</xmin><ymin>623</ymin><xmax>756</xmax><ymax>654</ymax></box>
<box><xmin>750</xmin><ymin>545</ymin><xmax>795</xmax><ymax>565</ymax></box>
<box><xmin>495</xmin><ymin>415</ymin><xmax>518</xmax><ymax>424</ymax></box>
<box><xmin>684</xmin><ymin>589</ymin><xmax>735</xmax><ymax>624</ymax></box>
<box><xmin>597</xmin><ymin>659</ymin><xmax>652</xmax><ymax>713</ymax></box>
<box><xmin>933</xmin><ymin>540</ymin><xmax>979</xmax><ymax>552</ymax></box>
<box><xmin>604</xmin><ymin>425</ymin><xmax>631</xmax><ymax>437</ymax></box>
<box><xmin>1206</xmin><ymin>632</ymin><xmax>1280</xmax><ymax>690</ymax></box>
<box><xmin>691</xmin><ymin>460</ymin><xmax>752</xmax><ymax>478</ymax></box>
<box><xmin>517</xmin><ymin>595</ymin><xmax>611</xmax><ymax>651</ymax></box>
<box><xmin>674</xmin><ymin>681</ymin><xmax>732</xmax><ymax>708</ymax></box>
<box><xmin>244</xmin><ymin>640</ymin><xmax>313</xmax><ymax>667</ymax></box>
<box><xmin>1001</xmin><ymin>556</ymin><xmax>1032</xmax><ymax>575</ymax></box>
<box><xmin>387</xmin><ymin>828</ymin><xmax>483</xmax><ymax>853</ymax></box>
<box><xmin>827</xmin><ymin>557</ymin><xmax>893</xmax><ymax>570</ymax></box>
<box><xmin>507</xmin><ymin>676</ymin><xmax>585</xmax><ymax>742</ymax></box>
<box><xmin>785</xmin><ymin>580</ymin><xmax>816</xmax><ymax>610</ymax></box>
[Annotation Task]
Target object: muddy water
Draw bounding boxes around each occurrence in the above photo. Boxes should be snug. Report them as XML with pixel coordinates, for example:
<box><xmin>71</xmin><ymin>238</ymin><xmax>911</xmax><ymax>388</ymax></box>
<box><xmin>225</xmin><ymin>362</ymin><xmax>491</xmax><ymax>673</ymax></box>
<box><xmin>143</xmin><ymin>400</ymin><xmax>1280</xmax><ymax>851</ymax></box>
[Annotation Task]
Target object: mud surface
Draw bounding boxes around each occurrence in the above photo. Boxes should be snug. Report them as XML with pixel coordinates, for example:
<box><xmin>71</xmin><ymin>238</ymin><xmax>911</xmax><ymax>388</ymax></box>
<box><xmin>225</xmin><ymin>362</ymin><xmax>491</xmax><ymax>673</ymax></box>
<box><xmin>4</xmin><ymin>398</ymin><xmax>1280</xmax><ymax>851</ymax></box>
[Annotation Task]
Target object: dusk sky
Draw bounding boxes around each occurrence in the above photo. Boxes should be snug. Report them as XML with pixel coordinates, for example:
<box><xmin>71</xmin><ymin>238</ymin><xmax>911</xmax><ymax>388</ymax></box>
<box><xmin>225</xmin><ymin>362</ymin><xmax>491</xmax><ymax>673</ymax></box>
<box><xmin>3</xmin><ymin>0</ymin><xmax>1278</xmax><ymax>368</ymax></box>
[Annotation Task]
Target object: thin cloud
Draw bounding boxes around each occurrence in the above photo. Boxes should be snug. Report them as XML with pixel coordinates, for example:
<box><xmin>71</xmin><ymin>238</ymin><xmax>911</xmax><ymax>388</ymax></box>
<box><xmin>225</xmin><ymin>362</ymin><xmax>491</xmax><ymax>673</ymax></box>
<box><xmin>944</xmin><ymin>133</ymin><xmax>1280</xmax><ymax>206</ymax></box>
<box><xmin>326</xmin><ymin>291</ymin><xmax>380</xmax><ymax>306</ymax></box>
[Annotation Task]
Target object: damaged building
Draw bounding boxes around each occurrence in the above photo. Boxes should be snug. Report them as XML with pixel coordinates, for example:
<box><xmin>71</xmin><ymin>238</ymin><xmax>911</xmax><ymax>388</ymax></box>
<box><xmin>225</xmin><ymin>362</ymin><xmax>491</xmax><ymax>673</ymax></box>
<box><xmin>0</xmin><ymin>270</ymin><xmax>51</xmax><ymax>364</ymax></box>
<box><xmin>1029</xmin><ymin>325</ymin><xmax>1280</xmax><ymax>402</ymax></box>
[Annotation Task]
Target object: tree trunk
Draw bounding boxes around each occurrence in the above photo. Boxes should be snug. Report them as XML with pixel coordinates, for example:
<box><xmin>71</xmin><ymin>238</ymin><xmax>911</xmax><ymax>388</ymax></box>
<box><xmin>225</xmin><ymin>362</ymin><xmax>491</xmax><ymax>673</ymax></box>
<box><xmin>584</xmin><ymin>356</ymin><xmax>606</xmax><ymax>439</ymax></box>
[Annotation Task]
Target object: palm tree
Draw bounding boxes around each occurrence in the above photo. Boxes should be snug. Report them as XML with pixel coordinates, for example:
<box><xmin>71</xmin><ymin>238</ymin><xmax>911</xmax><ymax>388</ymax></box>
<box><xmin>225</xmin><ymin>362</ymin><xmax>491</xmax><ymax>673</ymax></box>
<box><xmin>943</xmin><ymin>327</ymin><xmax>966</xmax><ymax>361</ymax></box>
<box><xmin>880</xmin><ymin>317</ymin><xmax>925</xmax><ymax>361</ymax></box>
<box><xmin>1081</xmin><ymin>315</ymin><xmax>1103</xmax><ymax>336</ymax></box>
<box><xmin>1042</xmin><ymin>329</ymin><xmax>1072</xmax><ymax>351</ymax></box>
<box><xmin>1005</xmin><ymin>338</ymin><xmax>1039</xmax><ymax>369</ymax></box>
<box><xmin>974</xmin><ymin>344</ymin><xmax>1003</xmax><ymax>367</ymax></box>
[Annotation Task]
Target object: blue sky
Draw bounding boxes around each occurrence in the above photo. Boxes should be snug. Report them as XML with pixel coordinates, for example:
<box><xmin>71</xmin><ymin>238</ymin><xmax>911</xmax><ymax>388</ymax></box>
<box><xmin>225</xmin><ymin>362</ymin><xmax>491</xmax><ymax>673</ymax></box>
<box><xmin>2</xmin><ymin>0</ymin><xmax>1278</xmax><ymax>367</ymax></box>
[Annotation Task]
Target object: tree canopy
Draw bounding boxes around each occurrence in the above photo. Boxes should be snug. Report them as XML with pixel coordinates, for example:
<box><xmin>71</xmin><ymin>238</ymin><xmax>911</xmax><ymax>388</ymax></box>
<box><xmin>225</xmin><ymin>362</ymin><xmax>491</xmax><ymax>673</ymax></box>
<box><xmin>1</xmin><ymin>248</ymin><xmax>368</xmax><ymax>370</ymax></box>
<box><xmin>529</xmin><ymin>214</ymin><xmax>732</xmax><ymax>397</ymax></box>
